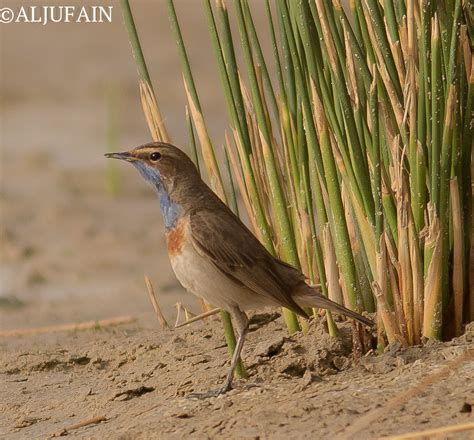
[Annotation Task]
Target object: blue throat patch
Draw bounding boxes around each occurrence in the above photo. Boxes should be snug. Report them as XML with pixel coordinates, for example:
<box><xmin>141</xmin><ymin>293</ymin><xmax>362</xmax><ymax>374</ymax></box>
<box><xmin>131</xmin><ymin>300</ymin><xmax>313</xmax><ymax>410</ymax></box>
<box><xmin>132</xmin><ymin>161</ymin><xmax>183</xmax><ymax>230</ymax></box>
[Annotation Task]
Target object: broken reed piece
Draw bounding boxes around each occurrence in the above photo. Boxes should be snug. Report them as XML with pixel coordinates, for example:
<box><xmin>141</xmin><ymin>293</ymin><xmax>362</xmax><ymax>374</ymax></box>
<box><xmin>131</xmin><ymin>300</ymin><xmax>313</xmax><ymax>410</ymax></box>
<box><xmin>174</xmin><ymin>302</ymin><xmax>199</xmax><ymax>327</ymax></box>
<box><xmin>144</xmin><ymin>274</ymin><xmax>170</xmax><ymax>330</ymax></box>
<box><xmin>184</xmin><ymin>307</ymin><xmax>196</xmax><ymax>321</ymax></box>
<box><xmin>174</xmin><ymin>302</ymin><xmax>183</xmax><ymax>328</ymax></box>
<box><xmin>383</xmin><ymin>421</ymin><xmax>474</xmax><ymax>439</ymax></box>
<box><xmin>340</xmin><ymin>349</ymin><xmax>474</xmax><ymax>438</ymax></box>
<box><xmin>50</xmin><ymin>415</ymin><xmax>107</xmax><ymax>437</ymax></box>
<box><xmin>0</xmin><ymin>316</ymin><xmax>136</xmax><ymax>337</ymax></box>
<box><xmin>175</xmin><ymin>307</ymin><xmax>221</xmax><ymax>328</ymax></box>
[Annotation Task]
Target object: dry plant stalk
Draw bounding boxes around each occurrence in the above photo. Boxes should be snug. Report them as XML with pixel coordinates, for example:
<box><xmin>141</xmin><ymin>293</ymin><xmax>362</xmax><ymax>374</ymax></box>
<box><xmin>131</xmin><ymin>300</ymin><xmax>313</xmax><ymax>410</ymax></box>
<box><xmin>450</xmin><ymin>178</ymin><xmax>464</xmax><ymax>336</ymax></box>
<box><xmin>183</xmin><ymin>79</ymin><xmax>226</xmax><ymax>202</ymax></box>
<box><xmin>0</xmin><ymin>316</ymin><xmax>136</xmax><ymax>337</ymax></box>
<box><xmin>144</xmin><ymin>275</ymin><xmax>170</xmax><ymax>330</ymax></box>
<box><xmin>423</xmin><ymin>214</ymin><xmax>442</xmax><ymax>338</ymax></box>
<box><xmin>375</xmin><ymin>232</ymin><xmax>407</xmax><ymax>346</ymax></box>
<box><xmin>139</xmin><ymin>80</ymin><xmax>170</xmax><ymax>143</ymax></box>
<box><xmin>225</xmin><ymin>133</ymin><xmax>260</xmax><ymax>235</ymax></box>
<box><xmin>175</xmin><ymin>307</ymin><xmax>220</xmax><ymax>328</ymax></box>
<box><xmin>50</xmin><ymin>416</ymin><xmax>107</xmax><ymax>438</ymax></box>
<box><xmin>384</xmin><ymin>421</ymin><xmax>474</xmax><ymax>440</ymax></box>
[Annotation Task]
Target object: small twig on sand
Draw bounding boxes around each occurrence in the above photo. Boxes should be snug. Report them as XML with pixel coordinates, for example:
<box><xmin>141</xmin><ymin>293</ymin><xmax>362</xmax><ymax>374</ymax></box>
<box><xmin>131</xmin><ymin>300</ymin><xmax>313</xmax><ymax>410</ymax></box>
<box><xmin>175</xmin><ymin>302</ymin><xmax>183</xmax><ymax>328</ymax></box>
<box><xmin>340</xmin><ymin>349</ymin><xmax>474</xmax><ymax>438</ymax></box>
<box><xmin>0</xmin><ymin>316</ymin><xmax>136</xmax><ymax>337</ymax></box>
<box><xmin>50</xmin><ymin>415</ymin><xmax>107</xmax><ymax>437</ymax></box>
<box><xmin>384</xmin><ymin>421</ymin><xmax>474</xmax><ymax>439</ymax></box>
<box><xmin>184</xmin><ymin>307</ymin><xmax>196</xmax><ymax>321</ymax></box>
<box><xmin>144</xmin><ymin>274</ymin><xmax>170</xmax><ymax>330</ymax></box>
<box><xmin>175</xmin><ymin>307</ymin><xmax>220</xmax><ymax>328</ymax></box>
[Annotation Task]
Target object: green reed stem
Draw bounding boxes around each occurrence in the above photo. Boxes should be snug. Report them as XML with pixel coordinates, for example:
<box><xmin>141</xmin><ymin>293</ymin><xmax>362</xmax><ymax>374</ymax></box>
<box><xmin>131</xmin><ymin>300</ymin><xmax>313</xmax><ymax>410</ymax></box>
<box><xmin>431</xmin><ymin>18</ymin><xmax>442</xmax><ymax>208</ymax></box>
<box><xmin>233</xmin><ymin>0</ymin><xmax>301</xmax><ymax>333</ymax></box>
<box><xmin>119</xmin><ymin>0</ymin><xmax>152</xmax><ymax>84</ymax></box>
<box><xmin>185</xmin><ymin>106</ymin><xmax>200</xmax><ymax>174</ymax></box>
<box><xmin>207</xmin><ymin>0</ymin><xmax>274</xmax><ymax>252</ymax></box>
<box><xmin>122</xmin><ymin>0</ymin><xmax>473</xmax><ymax>347</ymax></box>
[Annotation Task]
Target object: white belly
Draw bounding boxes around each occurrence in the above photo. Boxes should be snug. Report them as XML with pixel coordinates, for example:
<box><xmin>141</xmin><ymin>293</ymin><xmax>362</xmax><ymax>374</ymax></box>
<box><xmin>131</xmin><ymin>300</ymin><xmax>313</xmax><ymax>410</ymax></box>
<box><xmin>168</xmin><ymin>224</ymin><xmax>271</xmax><ymax>311</ymax></box>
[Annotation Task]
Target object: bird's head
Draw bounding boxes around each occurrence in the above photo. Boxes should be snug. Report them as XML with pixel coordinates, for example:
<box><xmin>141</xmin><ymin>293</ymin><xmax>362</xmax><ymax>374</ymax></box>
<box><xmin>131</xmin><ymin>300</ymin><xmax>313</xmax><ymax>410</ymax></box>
<box><xmin>105</xmin><ymin>142</ymin><xmax>199</xmax><ymax>193</ymax></box>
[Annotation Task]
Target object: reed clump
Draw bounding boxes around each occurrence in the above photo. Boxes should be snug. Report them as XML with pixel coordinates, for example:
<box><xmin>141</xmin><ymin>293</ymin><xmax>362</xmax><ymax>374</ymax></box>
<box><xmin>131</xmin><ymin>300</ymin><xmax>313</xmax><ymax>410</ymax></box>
<box><xmin>119</xmin><ymin>0</ymin><xmax>473</xmax><ymax>355</ymax></box>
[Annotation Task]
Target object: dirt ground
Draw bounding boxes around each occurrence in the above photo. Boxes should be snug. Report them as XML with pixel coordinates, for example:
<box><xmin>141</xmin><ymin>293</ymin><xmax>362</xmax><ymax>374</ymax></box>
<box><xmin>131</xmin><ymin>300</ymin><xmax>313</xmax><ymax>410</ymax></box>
<box><xmin>1</xmin><ymin>319</ymin><xmax>473</xmax><ymax>439</ymax></box>
<box><xmin>1</xmin><ymin>1</ymin><xmax>473</xmax><ymax>439</ymax></box>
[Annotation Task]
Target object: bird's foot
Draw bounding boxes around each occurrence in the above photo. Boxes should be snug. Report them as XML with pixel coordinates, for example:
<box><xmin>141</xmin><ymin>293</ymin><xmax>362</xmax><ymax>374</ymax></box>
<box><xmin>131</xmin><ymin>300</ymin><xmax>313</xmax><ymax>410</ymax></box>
<box><xmin>186</xmin><ymin>382</ymin><xmax>260</xmax><ymax>400</ymax></box>
<box><xmin>187</xmin><ymin>384</ymin><xmax>231</xmax><ymax>400</ymax></box>
<box><xmin>241</xmin><ymin>382</ymin><xmax>259</xmax><ymax>391</ymax></box>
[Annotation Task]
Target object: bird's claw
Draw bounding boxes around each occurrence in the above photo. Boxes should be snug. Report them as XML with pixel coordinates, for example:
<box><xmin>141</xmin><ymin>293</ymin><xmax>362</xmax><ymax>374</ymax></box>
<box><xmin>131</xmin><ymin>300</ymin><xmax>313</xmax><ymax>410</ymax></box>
<box><xmin>186</xmin><ymin>381</ymin><xmax>260</xmax><ymax>399</ymax></box>
<box><xmin>186</xmin><ymin>385</ymin><xmax>231</xmax><ymax>400</ymax></box>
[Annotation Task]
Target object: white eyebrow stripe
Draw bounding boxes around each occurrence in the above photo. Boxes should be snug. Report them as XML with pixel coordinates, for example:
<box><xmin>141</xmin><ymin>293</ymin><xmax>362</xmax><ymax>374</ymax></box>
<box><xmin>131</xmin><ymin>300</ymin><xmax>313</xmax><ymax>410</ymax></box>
<box><xmin>134</xmin><ymin>147</ymin><xmax>157</xmax><ymax>154</ymax></box>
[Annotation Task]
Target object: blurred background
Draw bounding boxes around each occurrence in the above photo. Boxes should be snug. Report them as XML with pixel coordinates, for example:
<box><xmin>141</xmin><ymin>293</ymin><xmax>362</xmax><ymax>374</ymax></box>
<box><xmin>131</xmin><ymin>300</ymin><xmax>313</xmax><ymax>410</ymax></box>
<box><xmin>0</xmin><ymin>0</ymin><xmax>268</xmax><ymax>330</ymax></box>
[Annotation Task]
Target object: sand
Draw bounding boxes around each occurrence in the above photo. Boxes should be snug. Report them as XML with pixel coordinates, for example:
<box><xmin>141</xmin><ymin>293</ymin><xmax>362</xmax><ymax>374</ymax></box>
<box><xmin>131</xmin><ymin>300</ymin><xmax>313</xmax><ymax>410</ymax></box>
<box><xmin>1</xmin><ymin>318</ymin><xmax>474</xmax><ymax>438</ymax></box>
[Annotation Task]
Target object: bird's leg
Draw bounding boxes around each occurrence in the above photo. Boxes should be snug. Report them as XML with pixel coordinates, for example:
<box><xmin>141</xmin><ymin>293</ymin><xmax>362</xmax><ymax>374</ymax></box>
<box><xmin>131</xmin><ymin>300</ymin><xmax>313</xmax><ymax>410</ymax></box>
<box><xmin>187</xmin><ymin>307</ymin><xmax>249</xmax><ymax>399</ymax></box>
<box><xmin>220</xmin><ymin>308</ymin><xmax>249</xmax><ymax>393</ymax></box>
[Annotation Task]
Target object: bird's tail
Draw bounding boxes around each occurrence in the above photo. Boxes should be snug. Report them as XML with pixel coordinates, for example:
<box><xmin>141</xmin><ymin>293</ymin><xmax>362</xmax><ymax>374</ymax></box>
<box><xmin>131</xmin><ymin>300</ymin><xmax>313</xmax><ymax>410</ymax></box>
<box><xmin>293</xmin><ymin>284</ymin><xmax>373</xmax><ymax>327</ymax></box>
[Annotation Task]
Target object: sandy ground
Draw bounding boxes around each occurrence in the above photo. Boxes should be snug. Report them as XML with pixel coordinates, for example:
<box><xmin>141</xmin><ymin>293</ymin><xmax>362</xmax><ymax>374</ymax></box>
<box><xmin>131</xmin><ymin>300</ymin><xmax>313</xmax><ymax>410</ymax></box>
<box><xmin>1</xmin><ymin>0</ymin><xmax>474</xmax><ymax>438</ymax></box>
<box><xmin>1</xmin><ymin>319</ymin><xmax>473</xmax><ymax>439</ymax></box>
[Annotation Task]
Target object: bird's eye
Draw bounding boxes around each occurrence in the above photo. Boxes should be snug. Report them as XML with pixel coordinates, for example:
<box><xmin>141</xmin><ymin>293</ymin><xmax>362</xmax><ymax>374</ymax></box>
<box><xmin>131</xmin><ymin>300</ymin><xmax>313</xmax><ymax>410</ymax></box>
<box><xmin>150</xmin><ymin>152</ymin><xmax>162</xmax><ymax>162</ymax></box>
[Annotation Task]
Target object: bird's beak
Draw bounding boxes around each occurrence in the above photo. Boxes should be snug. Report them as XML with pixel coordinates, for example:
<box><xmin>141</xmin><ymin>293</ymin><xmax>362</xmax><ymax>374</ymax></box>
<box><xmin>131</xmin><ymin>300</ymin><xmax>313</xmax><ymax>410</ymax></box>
<box><xmin>104</xmin><ymin>151</ymin><xmax>136</xmax><ymax>161</ymax></box>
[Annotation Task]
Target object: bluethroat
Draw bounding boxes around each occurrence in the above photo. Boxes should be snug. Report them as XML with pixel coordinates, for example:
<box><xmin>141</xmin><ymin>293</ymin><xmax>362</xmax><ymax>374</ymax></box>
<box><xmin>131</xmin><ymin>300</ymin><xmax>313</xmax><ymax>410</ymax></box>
<box><xmin>105</xmin><ymin>142</ymin><xmax>373</xmax><ymax>397</ymax></box>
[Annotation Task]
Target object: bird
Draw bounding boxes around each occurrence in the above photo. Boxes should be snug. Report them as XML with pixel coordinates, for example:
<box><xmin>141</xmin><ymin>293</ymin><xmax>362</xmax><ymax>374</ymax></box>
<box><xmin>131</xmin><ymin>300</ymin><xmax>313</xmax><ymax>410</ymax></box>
<box><xmin>105</xmin><ymin>141</ymin><xmax>373</xmax><ymax>398</ymax></box>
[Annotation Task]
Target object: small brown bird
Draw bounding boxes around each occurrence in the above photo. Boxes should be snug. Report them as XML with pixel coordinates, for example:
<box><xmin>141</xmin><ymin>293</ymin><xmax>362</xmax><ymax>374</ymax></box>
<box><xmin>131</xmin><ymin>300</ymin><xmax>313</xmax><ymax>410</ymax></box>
<box><xmin>106</xmin><ymin>142</ymin><xmax>373</xmax><ymax>397</ymax></box>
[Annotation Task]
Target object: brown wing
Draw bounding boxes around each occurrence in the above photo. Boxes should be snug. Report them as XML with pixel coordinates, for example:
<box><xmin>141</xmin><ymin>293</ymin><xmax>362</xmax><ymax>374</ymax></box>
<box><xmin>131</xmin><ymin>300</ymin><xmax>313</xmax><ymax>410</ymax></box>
<box><xmin>189</xmin><ymin>207</ymin><xmax>307</xmax><ymax>317</ymax></box>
